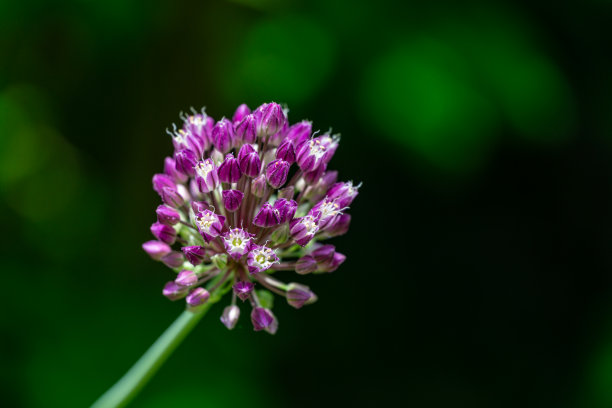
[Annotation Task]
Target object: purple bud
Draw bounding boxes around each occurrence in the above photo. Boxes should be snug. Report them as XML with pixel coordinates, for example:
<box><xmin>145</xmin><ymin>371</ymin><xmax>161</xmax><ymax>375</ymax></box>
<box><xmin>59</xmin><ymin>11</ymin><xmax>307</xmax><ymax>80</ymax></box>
<box><xmin>286</xmin><ymin>283</ymin><xmax>317</xmax><ymax>309</ymax></box>
<box><xmin>307</xmin><ymin>170</ymin><xmax>338</xmax><ymax>202</ymax></box>
<box><xmin>257</xmin><ymin>102</ymin><xmax>286</xmax><ymax>137</ymax></box>
<box><xmin>222</xmin><ymin>228</ymin><xmax>253</xmax><ymax>260</ymax></box>
<box><xmin>194</xmin><ymin>158</ymin><xmax>219</xmax><ymax>193</ymax></box>
<box><xmin>296</xmin><ymin>139</ymin><xmax>327</xmax><ymax>173</ymax></box>
<box><xmin>285</xmin><ymin>120</ymin><xmax>312</xmax><ymax>146</ymax></box>
<box><xmin>276</xmin><ymin>140</ymin><xmax>296</xmax><ymax>163</ymax></box>
<box><xmin>175</xmin><ymin>270</ymin><xmax>198</xmax><ymax>287</ymax></box>
<box><xmin>327</xmin><ymin>181</ymin><xmax>360</xmax><ymax>208</ymax></box>
<box><xmin>218</xmin><ymin>154</ymin><xmax>241</xmax><ymax>183</ymax></box>
<box><xmin>191</xmin><ymin>200</ymin><xmax>210</xmax><ymax>214</ymax></box>
<box><xmin>295</xmin><ymin>255</ymin><xmax>317</xmax><ymax>275</ymax></box>
<box><xmin>212</xmin><ymin>118</ymin><xmax>234</xmax><ymax>153</ymax></box>
<box><xmin>246</xmin><ymin>245</ymin><xmax>279</xmax><ymax>274</ymax></box>
<box><xmin>233</xmin><ymin>281</ymin><xmax>255</xmax><ymax>301</ymax></box>
<box><xmin>183</xmin><ymin>113</ymin><xmax>211</xmax><ymax>153</ymax></box>
<box><xmin>181</xmin><ymin>246</ymin><xmax>206</xmax><ymax>265</ymax></box>
<box><xmin>237</xmin><ymin>144</ymin><xmax>261</xmax><ymax>177</ymax></box>
<box><xmin>234</xmin><ymin>114</ymin><xmax>257</xmax><ymax>144</ymax></box>
<box><xmin>221</xmin><ymin>305</ymin><xmax>240</xmax><ymax>329</ymax></box>
<box><xmin>278</xmin><ymin>186</ymin><xmax>294</xmax><ymax>200</ymax></box>
<box><xmin>163</xmin><ymin>281</ymin><xmax>188</xmax><ymax>301</ymax></box>
<box><xmin>186</xmin><ymin>287</ymin><xmax>210</xmax><ymax>307</ymax></box>
<box><xmin>222</xmin><ymin>189</ymin><xmax>244</xmax><ymax>212</ymax></box>
<box><xmin>164</xmin><ymin>157</ymin><xmax>188</xmax><ymax>183</ymax></box>
<box><xmin>195</xmin><ymin>209</ymin><xmax>226</xmax><ymax>242</ymax></box>
<box><xmin>319</xmin><ymin>252</ymin><xmax>346</xmax><ymax>273</ymax></box>
<box><xmin>251</xmin><ymin>175</ymin><xmax>266</xmax><ymax>198</ymax></box>
<box><xmin>304</xmin><ymin>163</ymin><xmax>326</xmax><ymax>185</ymax></box>
<box><xmin>253</xmin><ymin>202</ymin><xmax>281</xmax><ymax>227</ymax></box>
<box><xmin>311</xmin><ymin>244</ymin><xmax>336</xmax><ymax>263</ymax></box>
<box><xmin>142</xmin><ymin>240</ymin><xmax>171</xmax><ymax>261</ymax></box>
<box><xmin>161</xmin><ymin>187</ymin><xmax>185</xmax><ymax>208</ymax></box>
<box><xmin>250</xmin><ymin>307</ymin><xmax>278</xmax><ymax>334</ymax></box>
<box><xmin>174</xmin><ymin>149</ymin><xmax>198</xmax><ymax>177</ymax></box>
<box><xmin>233</xmin><ymin>104</ymin><xmax>251</xmax><ymax>123</ymax></box>
<box><xmin>325</xmin><ymin>213</ymin><xmax>351</xmax><ymax>237</ymax></box>
<box><xmin>156</xmin><ymin>205</ymin><xmax>180</xmax><ymax>226</ymax></box>
<box><xmin>152</xmin><ymin>174</ymin><xmax>176</xmax><ymax>196</ymax></box>
<box><xmin>290</xmin><ymin>215</ymin><xmax>319</xmax><ymax>246</ymax></box>
<box><xmin>150</xmin><ymin>222</ymin><xmax>176</xmax><ymax>244</ymax></box>
<box><xmin>269</xmin><ymin>119</ymin><xmax>288</xmax><ymax>146</ymax></box>
<box><xmin>161</xmin><ymin>251</ymin><xmax>184</xmax><ymax>268</ymax></box>
<box><xmin>273</xmin><ymin>198</ymin><xmax>297</xmax><ymax>223</ymax></box>
<box><xmin>265</xmin><ymin>159</ymin><xmax>290</xmax><ymax>189</ymax></box>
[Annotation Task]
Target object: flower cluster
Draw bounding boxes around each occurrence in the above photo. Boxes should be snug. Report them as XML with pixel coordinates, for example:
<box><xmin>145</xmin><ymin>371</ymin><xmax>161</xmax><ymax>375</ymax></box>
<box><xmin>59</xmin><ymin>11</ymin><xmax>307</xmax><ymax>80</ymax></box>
<box><xmin>142</xmin><ymin>102</ymin><xmax>359</xmax><ymax>333</ymax></box>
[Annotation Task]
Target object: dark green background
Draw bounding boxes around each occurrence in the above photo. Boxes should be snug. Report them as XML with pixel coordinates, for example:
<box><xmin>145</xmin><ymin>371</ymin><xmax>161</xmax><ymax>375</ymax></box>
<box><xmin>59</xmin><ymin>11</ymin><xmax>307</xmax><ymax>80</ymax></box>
<box><xmin>2</xmin><ymin>0</ymin><xmax>612</xmax><ymax>407</ymax></box>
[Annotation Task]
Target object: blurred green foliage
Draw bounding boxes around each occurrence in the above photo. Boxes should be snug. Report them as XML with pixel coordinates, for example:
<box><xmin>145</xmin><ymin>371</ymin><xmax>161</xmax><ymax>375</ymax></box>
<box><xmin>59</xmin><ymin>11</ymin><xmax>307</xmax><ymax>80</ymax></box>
<box><xmin>1</xmin><ymin>0</ymin><xmax>611</xmax><ymax>407</ymax></box>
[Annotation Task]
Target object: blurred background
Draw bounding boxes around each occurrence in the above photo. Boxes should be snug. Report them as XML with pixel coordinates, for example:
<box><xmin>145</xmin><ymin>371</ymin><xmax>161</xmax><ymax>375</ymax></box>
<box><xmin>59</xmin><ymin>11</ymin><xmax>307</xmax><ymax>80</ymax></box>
<box><xmin>1</xmin><ymin>0</ymin><xmax>612</xmax><ymax>407</ymax></box>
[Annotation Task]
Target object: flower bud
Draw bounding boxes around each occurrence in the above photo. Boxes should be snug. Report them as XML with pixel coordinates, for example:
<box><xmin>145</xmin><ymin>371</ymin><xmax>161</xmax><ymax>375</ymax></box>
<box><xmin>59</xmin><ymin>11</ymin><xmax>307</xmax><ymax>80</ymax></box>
<box><xmin>161</xmin><ymin>187</ymin><xmax>185</xmax><ymax>208</ymax></box>
<box><xmin>289</xmin><ymin>215</ymin><xmax>319</xmax><ymax>246</ymax></box>
<box><xmin>319</xmin><ymin>252</ymin><xmax>346</xmax><ymax>273</ymax></box>
<box><xmin>156</xmin><ymin>205</ymin><xmax>180</xmax><ymax>226</ymax></box>
<box><xmin>191</xmin><ymin>200</ymin><xmax>210</xmax><ymax>214</ymax></box>
<box><xmin>256</xmin><ymin>102</ymin><xmax>286</xmax><ymax>137</ymax></box>
<box><xmin>311</xmin><ymin>244</ymin><xmax>335</xmax><ymax>263</ymax></box>
<box><xmin>211</xmin><ymin>253</ymin><xmax>228</xmax><ymax>270</ymax></box>
<box><xmin>237</xmin><ymin>144</ymin><xmax>261</xmax><ymax>177</ymax></box>
<box><xmin>285</xmin><ymin>120</ymin><xmax>312</xmax><ymax>146</ymax></box>
<box><xmin>250</xmin><ymin>307</ymin><xmax>278</xmax><ymax>334</ymax></box>
<box><xmin>277</xmin><ymin>186</ymin><xmax>294</xmax><ymax>200</ymax></box>
<box><xmin>233</xmin><ymin>281</ymin><xmax>255</xmax><ymax>301</ymax></box>
<box><xmin>295</xmin><ymin>255</ymin><xmax>317</xmax><ymax>274</ymax></box>
<box><xmin>325</xmin><ymin>213</ymin><xmax>351</xmax><ymax>237</ymax></box>
<box><xmin>296</xmin><ymin>139</ymin><xmax>326</xmax><ymax>173</ymax></box>
<box><xmin>222</xmin><ymin>189</ymin><xmax>244</xmax><ymax>212</ymax></box>
<box><xmin>327</xmin><ymin>181</ymin><xmax>360</xmax><ymax>208</ymax></box>
<box><xmin>221</xmin><ymin>305</ymin><xmax>240</xmax><ymax>329</ymax></box>
<box><xmin>161</xmin><ymin>251</ymin><xmax>184</xmax><ymax>268</ymax></box>
<box><xmin>265</xmin><ymin>159</ymin><xmax>290</xmax><ymax>189</ymax></box>
<box><xmin>303</xmin><ymin>162</ymin><xmax>326</xmax><ymax>184</ymax></box>
<box><xmin>195</xmin><ymin>158</ymin><xmax>219</xmax><ymax>194</ymax></box>
<box><xmin>232</xmin><ymin>103</ymin><xmax>251</xmax><ymax>123</ymax></box>
<box><xmin>212</xmin><ymin>118</ymin><xmax>234</xmax><ymax>153</ymax></box>
<box><xmin>276</xmin><ymin>140</ymin><xmax>296</xmax><ymax>163</ymax></box>
<box><xmin>195</xmin><ymin>209</ymin><xmax>225</xmax><ymax>242</ymax></box>
<box><xmin>163</xmin><ymin>281</ymin><xmax>188</xmax><ymax>300</ymax></box>
<box><xmin>269</xmin><ymin>119</ymin><xmax>288</xmax><ymax>146</ymax></box>
<box><xmin>142</xmin><ymin>240</ymin><xmax>172</xmax><ymax>261</ymax></box>
<box><xmin>183</xmin><ymin>113</ymin><xmax>211</xmax><ymax>154</ymax></box>
<box><xmin>253</xmin><ymin>202</ymin><xmax>281</xmax><ymax>227</ymax></box>
<box><xmin>164</xmin><ymin>157</ymin><xmax>188</xmax><ymax>183</ymax></box>
<box><xmin>152</xmin><ymin>173</ymin><xmax>176</xmax><ymax>196</ymax></box>
<box><xmin>251</xmin><ymin>175</ymin><xmax>266</xmax><ymax>197</ymax></box>
<box><xmin>174</xmin><ymin>149</ymin><xmax>198</xmax><ymax>177</ymax></box>
<box><xmin>181</xmin><ymin>245</ymin><xmax>206</xmax><ymax>265</ymax></box>
<box><xmin>150</xmin><ymin>222</ymin><xmax>176</xmax><ymax>244</ymax></box>
<box><xmin>286</xmin><ymin>283</ymin><xmax>317</xmax><ymax>309</ymax></box>
<box><xmin>175</xmin><ymin>270</ymin><xmax>198</xmax><ymax>287</ymax></box>
<box><xmin>306</xmin><ymin>170</ymin><xmax>338</xmax><ymax>202</ymax></box>
<box><xmin>273</xmin><ymin>198</ymin><xmax>297</xmax><ymax>223</ymax></box>
<box><xmin>218</xmin><ymin>154</ymin><xmax>241</xmax><ymax>183</ymax></box>
<box><xmin>234</xmin><ymin>114</ymin><xmax>257</xmax><ymax>144</ymax></box>
<box><xmin>186</xmin><ymin>287</ymin><xmax>210</xmax><ymax>308</ymax></box>
<box><xmin>247</xmin><ymin>245</ymin><xmax>279</xmax><ymax>274</ymax></box>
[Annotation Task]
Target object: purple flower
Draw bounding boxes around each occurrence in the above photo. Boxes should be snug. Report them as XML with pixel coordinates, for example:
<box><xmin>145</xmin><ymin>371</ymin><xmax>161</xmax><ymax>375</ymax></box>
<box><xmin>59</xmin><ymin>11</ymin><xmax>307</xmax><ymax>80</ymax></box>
<box><xmin>250</xmin><ymin>307</ymin><xmax>278</xmax><ymax>334</ymax></box>
<box><xmin>145</xmin><ymin>102</ymin><xmax>358</xmax><ymax>332</ymax></box>
<box><xmin>265</xmin><ymin>159</ymin><xmax>290</xmax><ymax>189</ymax></box>
<box><xmin>222</xmin><ymin>189</ymin><xmax>244</xmax><ymax>212</ymax></box>
<box><xmin>253</xmin><ymin>202</ymin><xmax>281</xmax><ymax>227</ymax></box>
<box><xmin>181</xmin><ymin>246</ymin><xmax>206</xmax><ymax>265</ymax></box>
<box><xmin>246</xmin><ymin>245</ymin><xmax>279</xmax><ymax>274</ymax></box>
<box><xmin>221</xmin><ymin>305</ymin><xmax>240</xmax><ymax>329</ymax></box>
<box><xmin>151</xmin><ymin>222</ymin><xmax>176</xmax><ymax>245</ymax></box>
<box><xmin>233</xmin><ymin>281</ymin><xmax>255</xmax><ymax>301</ymax></box>
<box><xmin>212</xmin><ymin>118</ymin><xmax>234</xmax><ymax>153</ymax></box>
<box><xmin>223</xmin><ymin>228</ymin><xmax>253</xmax><ymax>260</ymax></box>
<box><xmin>142</xmin><ymin>240</ymin><xmax>172</xmax><ymax>261</ymax></box>
<box><xmin>195</xmin><ymin>209</ymin><xmax>225</xmax><ymax>242</ymax></box>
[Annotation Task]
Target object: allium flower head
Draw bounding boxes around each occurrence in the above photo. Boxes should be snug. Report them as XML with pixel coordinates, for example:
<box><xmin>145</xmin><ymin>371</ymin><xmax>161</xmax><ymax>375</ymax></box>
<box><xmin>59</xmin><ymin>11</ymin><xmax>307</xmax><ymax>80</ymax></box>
<box><xmin>143</xmin><ymin>102</ymin><xmax>359</xmax><ymax>333</ymax></box>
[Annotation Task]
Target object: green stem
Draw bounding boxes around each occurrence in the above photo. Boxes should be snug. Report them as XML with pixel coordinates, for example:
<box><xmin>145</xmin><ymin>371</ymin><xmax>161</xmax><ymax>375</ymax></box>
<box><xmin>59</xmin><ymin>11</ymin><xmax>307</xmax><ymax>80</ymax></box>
<box><xmin>91</xmin><ymin>304</ymin><xmax>213</xmax><ymax>408</ymax></box>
